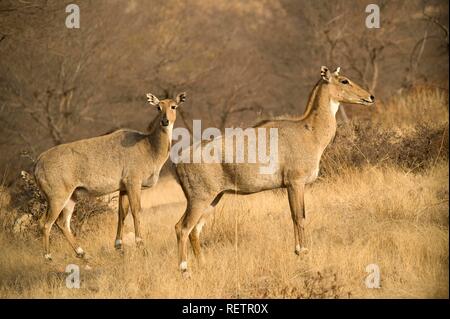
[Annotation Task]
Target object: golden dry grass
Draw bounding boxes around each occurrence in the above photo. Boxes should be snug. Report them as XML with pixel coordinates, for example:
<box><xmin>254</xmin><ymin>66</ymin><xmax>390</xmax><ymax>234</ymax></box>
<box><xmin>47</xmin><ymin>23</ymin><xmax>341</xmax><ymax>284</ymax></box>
<box><xmin>374</xmin><ymin>87</ymin><xmax>449</xmax><ymax>129</ymax></box>
<box><xmin>0</xmin><ymin>161</ymin><xmax>447</xmax><ymax>298</ymax></box>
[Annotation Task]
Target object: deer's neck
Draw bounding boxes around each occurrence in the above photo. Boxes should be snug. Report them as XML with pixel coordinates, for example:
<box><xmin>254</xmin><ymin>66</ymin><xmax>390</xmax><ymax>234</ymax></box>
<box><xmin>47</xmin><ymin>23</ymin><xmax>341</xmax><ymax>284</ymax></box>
<box><xmin>301</xmin><ymin>81</ymin><xmax>338</xmax><ymax>149</ymax></box>
<box><xmin>146</xmin><ymin>117</ymin><xmax>172</xmax><ymax>167</ymax></box>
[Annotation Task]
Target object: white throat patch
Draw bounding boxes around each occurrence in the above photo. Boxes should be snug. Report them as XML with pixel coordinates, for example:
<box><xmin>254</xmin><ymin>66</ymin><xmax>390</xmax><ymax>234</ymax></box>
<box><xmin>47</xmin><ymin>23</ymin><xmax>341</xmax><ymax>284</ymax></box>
<box><xmin>330</xmin><ymin>99</ymin><xmax>340</xmax><ymax>117</ymax></box>
<box><xmin>163</xmin><ymin>123</ymin><xmax>174</xmax><ymax>138</ymax></box>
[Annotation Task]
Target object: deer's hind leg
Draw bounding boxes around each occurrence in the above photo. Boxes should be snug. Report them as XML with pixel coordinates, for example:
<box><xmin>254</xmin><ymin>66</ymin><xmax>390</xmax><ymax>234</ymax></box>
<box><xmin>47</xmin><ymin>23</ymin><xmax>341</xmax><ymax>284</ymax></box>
<box><xmin>188</xmin><ymin>192</ymin><xmax>224</xmax><ymax>265</ymax></box>
<box><xmin>175</xmin><ymin>197</ymin><xmax>214</xmax><ymax>275</ymax></box>
<box><xmin>55</xmin><ymin>195</ymin><xmax>87</xmax><ymax>259</ymax></box>
<box><xmin>41</xmin><ymin>192</ymin><xmax>73</xmax><ymax>260</ymax></box>
<box><xmin>188</xmin><ymin>214</ymin><xmax>209</xmax><ymax>265</ymax></box>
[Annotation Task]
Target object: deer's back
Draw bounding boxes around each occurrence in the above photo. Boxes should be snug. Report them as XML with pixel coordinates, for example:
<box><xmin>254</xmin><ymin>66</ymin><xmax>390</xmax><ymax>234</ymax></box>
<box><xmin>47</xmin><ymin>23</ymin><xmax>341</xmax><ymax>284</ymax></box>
<box><xmin>34</xmin><ymin>129</ymin><xmax>151</xmax><ymax>196</ymax></box>
<box><xmin>176</xmin><ymin>121</ymin><xmax>324</xmax><ymax>197</ymax></box>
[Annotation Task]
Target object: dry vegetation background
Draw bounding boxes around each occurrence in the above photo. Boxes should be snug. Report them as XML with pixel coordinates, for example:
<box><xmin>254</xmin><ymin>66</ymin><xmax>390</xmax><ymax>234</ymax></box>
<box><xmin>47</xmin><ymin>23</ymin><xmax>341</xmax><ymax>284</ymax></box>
<box><xmin>0</xmin><ymin>0</ymin><xmax>449</xmax><ymax>298</ymax></box>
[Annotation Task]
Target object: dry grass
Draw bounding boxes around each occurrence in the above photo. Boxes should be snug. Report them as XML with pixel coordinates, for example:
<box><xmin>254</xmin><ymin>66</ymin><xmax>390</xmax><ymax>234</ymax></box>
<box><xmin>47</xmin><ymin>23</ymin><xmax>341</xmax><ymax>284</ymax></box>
<box><xmin>374</xmin><ymin>87</ymin><xmax>449</xmax><ymax>129</ymax></box>
<box><xmin>0</xmin><ymin>87</ymin><xmax>448</xmax><ymax>298</ymax></box>
<box><xmin>0</xmin><ymin>162</ymin><xmax>447</xmax><ymax>298</ymax></box>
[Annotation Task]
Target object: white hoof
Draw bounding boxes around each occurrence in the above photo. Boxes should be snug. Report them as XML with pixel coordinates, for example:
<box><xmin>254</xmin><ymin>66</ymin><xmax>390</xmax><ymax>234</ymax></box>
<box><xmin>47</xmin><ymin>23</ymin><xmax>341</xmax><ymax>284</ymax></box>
<box><xmin>180</xmin><ymin>261</ymin><xmax>188</xmax><ymax>272</ymax></box>
<box><xmin>75</xmin><ymin>247</ymin><xmax>86</xmax><ymax>259</ymax></box>
<box><xmin>295</xmin><ymin>246</ymin><xmax>309</xmax><ymax>255</ymax></box>
<box><xmin>114</xmin><ymin>239</ymin><xmax>123</xmax><ymax>250</ymax></box>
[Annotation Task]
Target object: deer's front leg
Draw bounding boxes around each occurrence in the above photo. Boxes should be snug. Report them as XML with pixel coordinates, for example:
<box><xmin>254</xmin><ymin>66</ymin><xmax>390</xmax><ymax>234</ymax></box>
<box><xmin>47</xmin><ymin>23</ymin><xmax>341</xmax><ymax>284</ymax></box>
<box><xmin>115</xmin><ymin>191</ymin><xmax>129</xmax><ymax>250</ymax></box>
<box><xmin>125</xmin><ymin>180</ymin><xmax>144</xmax><ymax>248</ymax></box>
<box><xmin>287</xmin><ymin>181</ymin><xmax>308</xmax><ymax>255</ymax></box>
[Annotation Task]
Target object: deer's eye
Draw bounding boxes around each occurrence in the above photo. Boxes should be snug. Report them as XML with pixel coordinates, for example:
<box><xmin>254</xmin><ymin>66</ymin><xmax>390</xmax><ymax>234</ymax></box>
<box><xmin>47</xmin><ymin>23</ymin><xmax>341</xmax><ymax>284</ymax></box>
<box><xmin>171</xmin><ymin>105</ymin><xmax>177</xmax><ymax>110</ymax></box>
<box><xmin>341</xmin><ymin>79</ymin><xmax>349</xmax><ymax>84</ymax></box>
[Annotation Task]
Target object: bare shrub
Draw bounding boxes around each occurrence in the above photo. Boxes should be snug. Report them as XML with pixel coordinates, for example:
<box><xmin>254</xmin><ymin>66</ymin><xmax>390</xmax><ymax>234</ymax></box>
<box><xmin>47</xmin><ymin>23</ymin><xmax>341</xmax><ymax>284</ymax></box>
<box><xmin>71</xmin><ymin>192</ymin><xmax>114</xmax><ymax>236</ymax></box>
<box><xmin>0</xmin><ymin>184</ymin><xmax>14</xmax><ymax>230</ymax></box>
<box><xmin>6</xmin><ymin>172</ymin><xmax>113</xmax><ymax>238</ymax></box>
<box><xmin>321</xmin><ymin>120</ymin><xmax>448</xmax><ymax>177</ymax></box>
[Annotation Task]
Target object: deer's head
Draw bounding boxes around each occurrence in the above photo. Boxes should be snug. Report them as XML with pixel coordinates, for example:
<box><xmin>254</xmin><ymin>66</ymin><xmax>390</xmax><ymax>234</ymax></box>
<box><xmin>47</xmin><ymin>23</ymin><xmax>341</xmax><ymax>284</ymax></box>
<box><xmin>320</xmin><ymin>66</ymin><xmax>375</xmax><ymax>106</ymax></box>
<box><xmin>146</xmin><ymin>92</ymin><xmax>186</xmax><ymax>130</ymax></box>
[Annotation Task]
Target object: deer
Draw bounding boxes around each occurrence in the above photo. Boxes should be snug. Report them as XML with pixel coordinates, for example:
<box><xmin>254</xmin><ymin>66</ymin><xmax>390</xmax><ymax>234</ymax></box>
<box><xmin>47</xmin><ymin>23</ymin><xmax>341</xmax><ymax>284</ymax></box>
<box><xmin>174</xmin><ymin>66</ymin><xmax>375</xmax><ymax>276</ymax></box>
<box><xmin>32</xmin><ymin>92</ymin><xmax>186</xmax><ymax>260</ymax></box>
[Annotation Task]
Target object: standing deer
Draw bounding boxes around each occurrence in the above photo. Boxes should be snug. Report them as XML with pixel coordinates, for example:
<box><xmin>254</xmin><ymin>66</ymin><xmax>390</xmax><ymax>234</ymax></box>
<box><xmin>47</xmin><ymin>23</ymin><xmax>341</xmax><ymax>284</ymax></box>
<box><xmin>32</xmin><ymin>92</ymin><xmax>186</xmax><ymax>260</ymax></box>
<box><xmin>174</xmin><ymin>66</ymin><xmax>374</xmax><ymax>275</ymax></box>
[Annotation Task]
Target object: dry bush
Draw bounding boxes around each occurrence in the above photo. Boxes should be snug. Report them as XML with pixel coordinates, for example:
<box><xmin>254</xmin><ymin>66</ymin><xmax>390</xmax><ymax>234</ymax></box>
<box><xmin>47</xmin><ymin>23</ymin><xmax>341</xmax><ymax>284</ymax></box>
<box><xmin>3</xmin><ymin>171</ymin><xmax>114</xmax><ymax>238</ymax></box>
<box><xmin>321</xmin><ymin>121</ymin><xmax>448</xmax><ymax>177</ymax></box>
<box><xmin>374</xmin><ymin>87</ymin><xmax>449</xmax><ymax>128</ymax></box>
<box><xmin>0</xmin><ymin>185</ymin><xmax>13</xmax><ymax>230</ymax></box>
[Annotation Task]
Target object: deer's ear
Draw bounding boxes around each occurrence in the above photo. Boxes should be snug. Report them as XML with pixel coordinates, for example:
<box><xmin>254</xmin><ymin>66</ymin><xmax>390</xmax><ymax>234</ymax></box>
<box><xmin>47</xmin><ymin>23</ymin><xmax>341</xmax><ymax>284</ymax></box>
<box><xmin>175</xmin><ymin>92</ymin><xmax>187</xmax><ymax>105</ymax></box>
<box><xmin>321</xmin><ymin>66</ymin><xmax>331</xmax><ymax>82</ymax></box>
<box><xmin>146</xmin><ymin>93</ymin><xmax>160</xmax><ymax>106</ymax></box>
<box><xmin>333</xmin><ymin>66</ymin><xmax>341</xmax><ymax>76</ymax></box>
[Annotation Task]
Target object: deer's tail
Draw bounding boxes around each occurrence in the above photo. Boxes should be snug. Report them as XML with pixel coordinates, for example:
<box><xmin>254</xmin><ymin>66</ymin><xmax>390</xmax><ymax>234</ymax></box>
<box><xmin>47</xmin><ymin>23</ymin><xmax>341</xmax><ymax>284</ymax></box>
<box><xmin>20</xmin><ymin>167</ymin><xmax>47</xmax><ymax>228</ymax></box>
